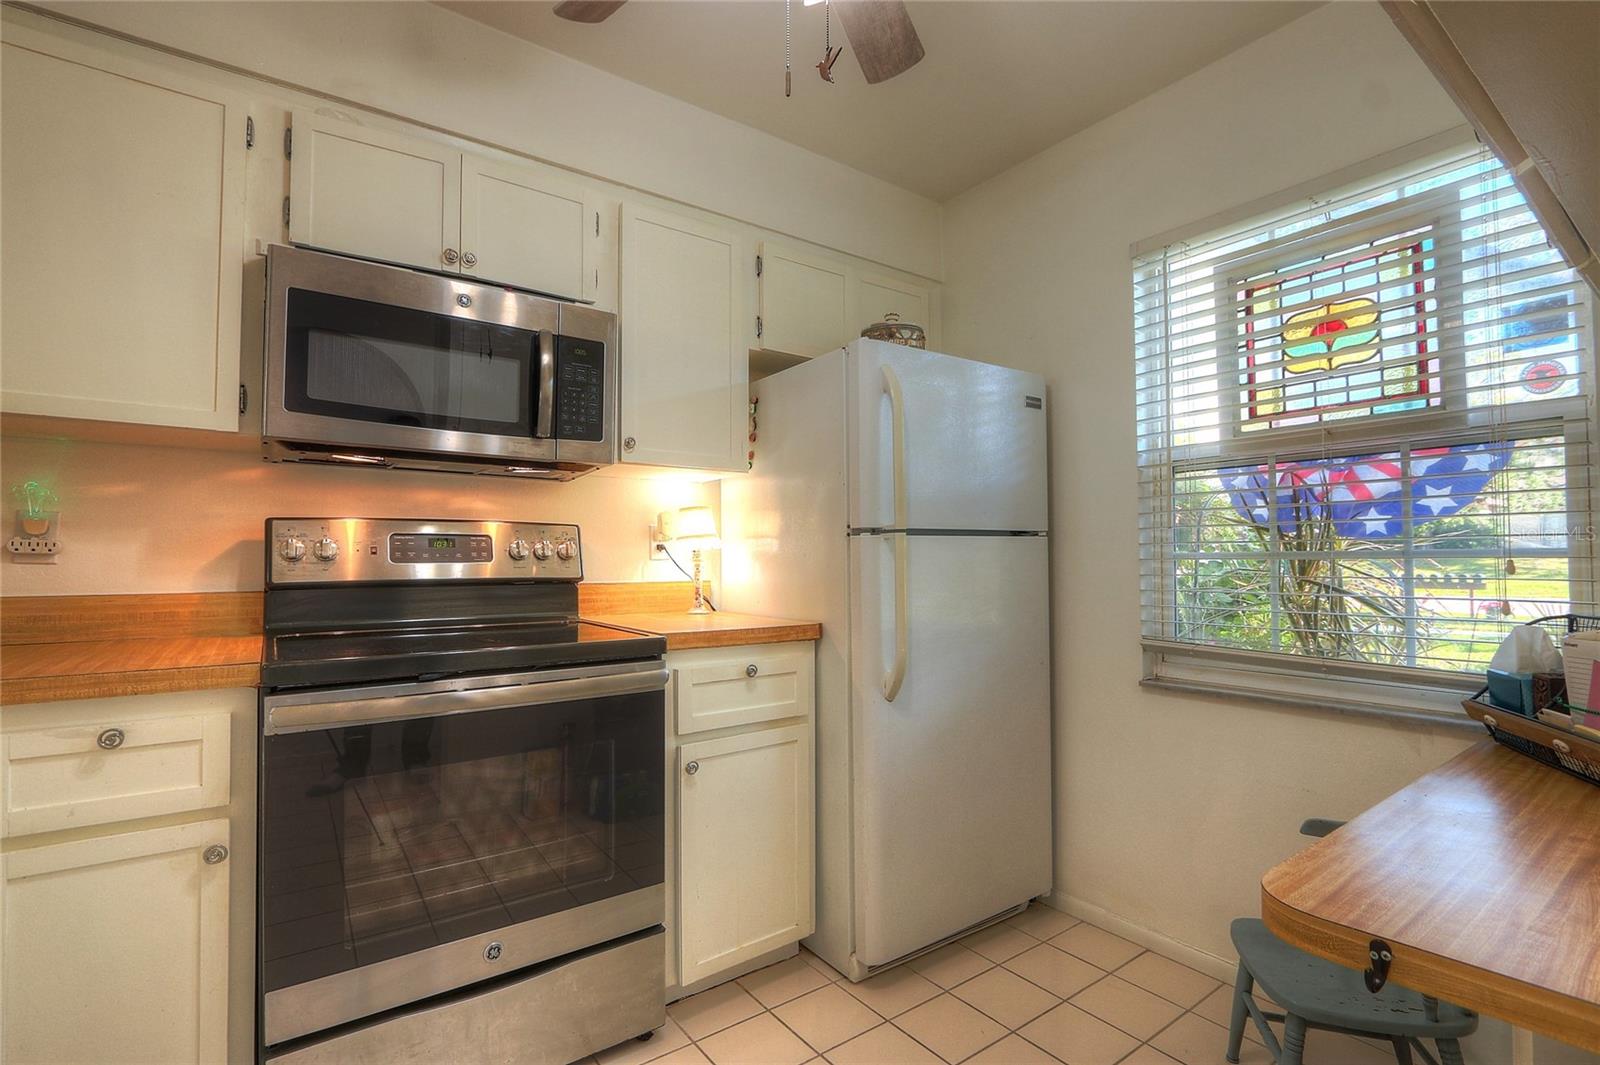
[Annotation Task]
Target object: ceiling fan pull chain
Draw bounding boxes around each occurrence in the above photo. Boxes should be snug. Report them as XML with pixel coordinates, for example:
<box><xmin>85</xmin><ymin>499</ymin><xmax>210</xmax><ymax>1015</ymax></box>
<box><xmin>785</xmin><ymin>0</ymin><xmax>792</xmax><ymax>97</ymax></box>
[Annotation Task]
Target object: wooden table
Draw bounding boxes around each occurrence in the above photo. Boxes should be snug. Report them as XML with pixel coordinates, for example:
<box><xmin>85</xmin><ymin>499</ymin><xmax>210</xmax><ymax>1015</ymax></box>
<box><xmin>1262</xmin><ymin>740</ymin><xmax>1600</xmax><ymax>1055</ymax></box>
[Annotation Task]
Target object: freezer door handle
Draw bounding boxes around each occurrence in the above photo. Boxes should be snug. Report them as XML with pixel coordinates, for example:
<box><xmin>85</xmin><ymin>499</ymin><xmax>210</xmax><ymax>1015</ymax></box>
<box><xmin>881</xmin><ymin>363</ymin><xmax>909</xmax><ymax>701</ymax></box>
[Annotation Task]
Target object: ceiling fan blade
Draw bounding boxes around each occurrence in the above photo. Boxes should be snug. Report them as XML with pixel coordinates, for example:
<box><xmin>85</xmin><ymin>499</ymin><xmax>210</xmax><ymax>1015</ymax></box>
<box><xmin>833</xmin><ymin>0</ymin><xmax>925</xmax><ymax>84</ymax></box>
<box><xmin>552</xmin><ymin>1</ymin><xmax>627</xmax><ymax>24</ymax></box>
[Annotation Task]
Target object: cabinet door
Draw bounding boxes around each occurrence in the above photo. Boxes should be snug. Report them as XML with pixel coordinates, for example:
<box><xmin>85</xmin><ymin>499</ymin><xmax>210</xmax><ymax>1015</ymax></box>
<box><xmin>677</xmin><ymin>724</ymin><xmax>814</xmax><ymax>985</ymax></box>
<box><xmin>460</xmin><ymin>156</ymin><xmax>598</xmax><ymax>302</ymax></box>
<box><xmin>856</xmin><ymin>272</ymin><xmax>934</xmax><ymax>342</ymax></box>
<box><xmin>0</xmin><ymin>29</ymin><xmax>246</xmax><ymax>431</ymax></box>
<box><xmin>2</xmin><ymin>819</ymin><xmax>231</xmax><ymax>1065</ymax></box>
<box><xmin>758</xmin><ymin>242</ymin><xmax>850</xmax><ymax>359</ymax></box>
<box><xmin>620</xmin><ymin>205</ymin><xmax>749</xmax><ymax>471</ymax></box>
<box><xmin>288</xmin><ymin>110</ymin><xmax>460</xmax><ymax>273</ymax></box>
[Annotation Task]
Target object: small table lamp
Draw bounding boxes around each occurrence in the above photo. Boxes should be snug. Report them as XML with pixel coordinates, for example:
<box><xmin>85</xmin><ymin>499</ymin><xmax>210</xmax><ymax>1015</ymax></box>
<box><xmin>671</xmin><ymin>506</ymin><xmax>721</xmax><ymax>614</ymax></box>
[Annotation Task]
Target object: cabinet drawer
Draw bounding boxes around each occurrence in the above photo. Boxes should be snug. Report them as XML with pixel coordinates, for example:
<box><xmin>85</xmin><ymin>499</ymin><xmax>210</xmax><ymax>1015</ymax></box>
<box><xmin>1</xmin><ymin>712</ymin><xmax>230</xmax><ymax>836</ymax></box>
<box><xmin>673</xmin><ymin>644</ymin><xmax>815</xmax><ymax>735</ymax></box>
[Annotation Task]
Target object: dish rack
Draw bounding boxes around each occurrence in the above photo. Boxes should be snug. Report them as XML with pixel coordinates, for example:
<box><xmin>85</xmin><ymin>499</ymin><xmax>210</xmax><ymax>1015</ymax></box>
<box><xmin>1465</xmin><ymin>612</ymin><xmax>1600</xmax><ymax>788</ymax></box>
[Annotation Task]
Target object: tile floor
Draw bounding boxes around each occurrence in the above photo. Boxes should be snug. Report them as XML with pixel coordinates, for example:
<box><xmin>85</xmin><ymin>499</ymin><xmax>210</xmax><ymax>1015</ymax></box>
<box><xmin>582</xmin><ymin>904</ymin><xmax>1404</xmax><ymax>1065</ymax></box>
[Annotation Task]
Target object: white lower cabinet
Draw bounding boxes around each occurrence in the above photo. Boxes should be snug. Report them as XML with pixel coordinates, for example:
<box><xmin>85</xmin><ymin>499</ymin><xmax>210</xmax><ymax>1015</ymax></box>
<box><xmin>2</xmin><ymin>819</ymin><xmax>232</xmax><ymax>1065</ymax></box>
<box><xmin>666</xmin><ymin>641</ymin><xmax>816</xmax><ymax>994</ymax></box>
<box><xmin>0</xmin><ymin>689</ymin><xmax>254</xmax><ymax>1065</ymax></box>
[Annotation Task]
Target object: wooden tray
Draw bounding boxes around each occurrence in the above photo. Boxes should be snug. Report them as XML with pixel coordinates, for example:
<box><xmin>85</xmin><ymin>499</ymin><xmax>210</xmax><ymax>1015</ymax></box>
<box><xmin>1463</xmin><ymin>697</ymin><xmax>1600</xmax><ymax>786</ymax></box>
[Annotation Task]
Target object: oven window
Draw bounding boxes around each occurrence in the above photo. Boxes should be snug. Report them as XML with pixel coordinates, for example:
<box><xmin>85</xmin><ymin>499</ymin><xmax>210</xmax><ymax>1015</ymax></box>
<box><xmin>284</xmin><ymin>289</ymin><xmax>535</xmax><ymax>436</ymax></box>
<box><xmin>260</xmin><ymin>690</ymin><xmax>663</xmax><ymax>992</ymax></box>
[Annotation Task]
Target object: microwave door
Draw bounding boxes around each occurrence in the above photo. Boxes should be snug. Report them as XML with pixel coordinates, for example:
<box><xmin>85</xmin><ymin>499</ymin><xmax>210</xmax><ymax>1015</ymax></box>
<box><xmin>265</xmin><ymin>245</ymin><xmax>559</xmax><ymax>465</ymax></box>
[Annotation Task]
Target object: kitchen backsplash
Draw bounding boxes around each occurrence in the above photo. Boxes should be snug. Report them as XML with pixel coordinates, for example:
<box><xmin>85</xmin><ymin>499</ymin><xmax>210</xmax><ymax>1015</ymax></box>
<box><xmin>0</xmin><ymin>435</ymin><xmax>718</xmax><ymax>596</ymax></box>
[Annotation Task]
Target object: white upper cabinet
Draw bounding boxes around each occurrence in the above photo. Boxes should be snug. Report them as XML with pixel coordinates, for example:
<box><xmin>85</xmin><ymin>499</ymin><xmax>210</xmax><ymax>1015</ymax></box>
<box><xmin>619</xmin><ymin>205</ymin><xmax>749</xmax><ymax>472</ymax></box>
<box><xmin>757</xmin><ymin>242</ymin><xmax>851</xmax><ymax>359</ymax></box>
<box><xmin>288</xmin><ymin>112</ymin><xmax>595</xmax><ymax>301</ymax></box>
<box><xmin>857</xmin><ymin>271</ymin><xmax>936</xmax><ymax>346</ymax></box>
<box><xmin>289</xmin><ymin>111</ymin><xmax>460</xmax><ymax>273</ymax></box>
<box><xmin>0</xmin><ymin>27</ymin><xmax>247</xmax><ymax>431</ymax></box>
<box><xmin>460</xmin><ymin>157</ymin><xmax>600</xmax><ymax>301</ymax></box>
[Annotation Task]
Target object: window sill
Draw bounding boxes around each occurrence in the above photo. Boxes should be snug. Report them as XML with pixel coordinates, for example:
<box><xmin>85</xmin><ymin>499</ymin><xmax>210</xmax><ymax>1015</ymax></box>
<box><xmin>1138</xmin><ymin>676</ymin><xmax>1485</xmax><ymax>732</ymax></box>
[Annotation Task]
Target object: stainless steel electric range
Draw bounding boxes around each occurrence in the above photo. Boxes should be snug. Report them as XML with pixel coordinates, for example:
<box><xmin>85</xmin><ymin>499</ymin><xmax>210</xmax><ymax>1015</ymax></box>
<box><xmin>257</xmin><ymin>518</ymin><xmax>667</xmax><ymax>1065</ymax></box>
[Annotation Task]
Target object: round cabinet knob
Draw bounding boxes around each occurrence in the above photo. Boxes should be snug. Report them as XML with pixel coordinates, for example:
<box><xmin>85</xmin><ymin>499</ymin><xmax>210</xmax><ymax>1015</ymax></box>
<box><xmin>312</xmin><ymin>537</ymin><xmax>339</xmax><ymax>562</ymax></box>
<box><xmin>555</xmin><ymin>540</ymin><xmax>577</xmax><ymax>562</ymax></box>
<box><xmin>97</xmin><ymin>727</ymin><xmax>126</xmax><ymax>750</ymax></box>
<box><xmin>746</xmin><ymin>664</ymin><xmax>759</xmax><ymax>678</ymax></box>
<box><xmin>203</xmin><ymin>844</ymin><xmax>229</xmax><ymax>865</ymax></box>
<box><xmin>442</xmin><ymin>247</ymin><xmax>459</xmax><ymax>265</ymax></box>
<box><xmin>623</xmin><ymin>437</ymin><xmax>636</xmax><ymax>452</ymax></box>
<box><xmin>279</xmin><ymin>537</ymin><xmax>306</xmax><ymax>562</ymax></box>
<box><xmin>507</xmin><ymin>538</ymin><xmax>531</xmax><ymax>562</ymax></box>
<box><xmin>685</xmin><ymin>760</ymin><xmax>700</xmax><ymax>776</ymax></box>
<box><xmin>462</xmin><ymin>252</ymin><xmax>478</xmax><ymax>268</ymax></box>
<box><xmin>532</xmin><ymin>540</ymin><xmax>554</xmax><ymax>561</ymax></box>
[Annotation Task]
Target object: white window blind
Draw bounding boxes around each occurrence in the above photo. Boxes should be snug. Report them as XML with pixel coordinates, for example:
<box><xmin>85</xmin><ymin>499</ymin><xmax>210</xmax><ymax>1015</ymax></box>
<box><xmin>1136</xmin><ymin>145</ymin><xmax>1595</xmax><ymax>686</ymax></box>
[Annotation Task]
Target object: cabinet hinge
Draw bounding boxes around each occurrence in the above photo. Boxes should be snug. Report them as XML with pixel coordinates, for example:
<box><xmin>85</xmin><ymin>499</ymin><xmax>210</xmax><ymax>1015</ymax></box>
<box><xmin>283</xmin><ymin>196</ymin><xmax>291</xmax><ymax>228</ymax></box>
<box><xmin>755</xmin><ymin>316</ymin><xmax>763</xmax><ymax>339</ymax></box>
<box><xmin>595</xmin><ymin>211</ymin><xmax>600</xmax><ymax>238</ymax></box>
<box><xmin>239</xmin><ymin>383</ymin><xmax>248</xmax><ymax>415</ymax></box>
<box><xmin>755</xmin><ymin>254</ymin><xmax>763</xmax><ymax>278</ymax></box>
<box><xmin>283</xmin><ymin>127</ymin><xmax>293</xmax><ymax>159</ymax></box>
<box><xmin>245</xmin><ymin>116</ymin><xmax>255</xmax><ymax>149</ymax></box>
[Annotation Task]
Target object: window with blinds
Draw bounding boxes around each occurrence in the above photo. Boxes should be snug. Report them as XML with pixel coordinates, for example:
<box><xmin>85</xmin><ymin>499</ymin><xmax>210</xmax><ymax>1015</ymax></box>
<box><xmin>1136</xmin><ymin>145</ymin><xmax>1595</xmax><ymax>686</ymax></box>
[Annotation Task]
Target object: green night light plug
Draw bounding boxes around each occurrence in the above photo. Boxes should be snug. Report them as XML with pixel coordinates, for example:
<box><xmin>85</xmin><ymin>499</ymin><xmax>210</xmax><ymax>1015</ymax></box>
<box><xmin>12</xmin><ymin>480</ymin><xmax>58</xmax><ymax>537</ymax></box>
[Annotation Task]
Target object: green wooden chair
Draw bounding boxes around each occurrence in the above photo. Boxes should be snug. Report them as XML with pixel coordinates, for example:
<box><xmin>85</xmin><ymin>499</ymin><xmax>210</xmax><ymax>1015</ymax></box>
<box><xmin>1227</xmin><ymin>820</ymin><xmax>1478</xmax><ymax>1065</ymax></box>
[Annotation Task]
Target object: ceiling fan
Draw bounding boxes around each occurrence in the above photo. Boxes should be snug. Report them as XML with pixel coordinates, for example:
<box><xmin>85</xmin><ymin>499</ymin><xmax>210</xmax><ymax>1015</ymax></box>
<box><xmin>550</xmin><ymin>0</ymin><xmax>926</xmax><ymax>84</ymax></box>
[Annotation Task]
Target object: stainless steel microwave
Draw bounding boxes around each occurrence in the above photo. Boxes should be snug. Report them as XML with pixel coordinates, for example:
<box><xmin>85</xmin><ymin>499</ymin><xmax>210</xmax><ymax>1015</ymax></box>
<box><xmin>262</xmin><ymin>244</ymin><xmax>616</xmax><ymax>480</ymax></box>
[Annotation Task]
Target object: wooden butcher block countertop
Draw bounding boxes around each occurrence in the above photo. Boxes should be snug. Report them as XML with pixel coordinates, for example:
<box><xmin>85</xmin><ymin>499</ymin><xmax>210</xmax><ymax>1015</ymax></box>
<box><xmin>0</xmin><ymin>583</ymin><xmax>818</xmax><ymax>705</ymax></box>
<box><xmin>0</xmin><ymin>593</ymin><xmax>264</xmax><ymax>706</ymax></box>
<box><xmin>587</xmin><ymin>612</ymin><xmax>822</xmax><ymax>650</ymax></box>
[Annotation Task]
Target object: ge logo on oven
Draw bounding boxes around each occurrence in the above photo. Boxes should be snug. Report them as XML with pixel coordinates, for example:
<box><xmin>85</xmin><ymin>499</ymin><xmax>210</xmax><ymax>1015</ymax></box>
<box><xmin>484</xmin><ymin>941</ymin><xmax>503</xmax><ymax>963</ymax></box>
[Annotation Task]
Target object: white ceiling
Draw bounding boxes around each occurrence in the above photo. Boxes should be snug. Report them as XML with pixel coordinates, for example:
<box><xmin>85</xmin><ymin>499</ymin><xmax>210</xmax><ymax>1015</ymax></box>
<box><xmin>438</xmin><ymin>0</ymin><xmax>1319</xmax><ymax>202</ymax></box>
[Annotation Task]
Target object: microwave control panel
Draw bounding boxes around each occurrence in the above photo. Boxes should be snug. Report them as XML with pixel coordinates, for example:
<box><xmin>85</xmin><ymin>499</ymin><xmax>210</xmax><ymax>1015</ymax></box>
<box><xmin>555</xmin><ymin>338</ymin><xmax>606</xmax><ymax>442</ymax></box>
<box><xmin>266</xmin><ymin>518</ymin><xmax>582</xmax><ymax>584</ymax></box>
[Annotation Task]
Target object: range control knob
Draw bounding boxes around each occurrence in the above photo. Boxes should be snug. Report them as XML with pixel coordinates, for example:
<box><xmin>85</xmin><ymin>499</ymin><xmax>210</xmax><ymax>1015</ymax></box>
<box><xmin>532</xmin><ymin>539</ymin><xmax>554</xmax><ymax>562</ymax></box>
<box><xmin>555</xmin><ymin>540</ymin><xmax>577</xmax><ymax>562</ymax></box>
<box><xmin>312</xmin><ymin>537</ymin><xmax>339</xmax><ymax>562</ymax></box>
<box><xmin>507</xmin><ymin>539</ymin><xmax>531</xmax><ymax>562</ymax></box>
<box><xmin>278</xmin><ymin>537</ymin><xmax>306</xmax><ymax>562</ymax></box>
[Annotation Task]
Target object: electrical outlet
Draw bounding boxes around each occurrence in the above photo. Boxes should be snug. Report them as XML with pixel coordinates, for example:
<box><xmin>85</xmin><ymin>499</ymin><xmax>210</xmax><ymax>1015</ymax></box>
<box><xmin>8</xmin><ymin>510</ymin><xmax>61</xmax><ymax>564</ymax></box>
<box><xmin>647</xmin><ymin>523</ymin><xmax>670</xmax><ymax>562</ymax></box>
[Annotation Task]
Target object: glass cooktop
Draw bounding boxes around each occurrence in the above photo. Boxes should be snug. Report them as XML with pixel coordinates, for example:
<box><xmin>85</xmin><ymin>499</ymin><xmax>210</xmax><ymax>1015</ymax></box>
<box><xmin>262</xmin><ymin>619</ymin><xmax>663</xmax><ymax>690</ymax></box>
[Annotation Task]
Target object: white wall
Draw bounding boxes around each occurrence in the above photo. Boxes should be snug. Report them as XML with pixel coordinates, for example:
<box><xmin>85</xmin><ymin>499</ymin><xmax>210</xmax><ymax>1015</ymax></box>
<box><xmin>940</xmin><ymin>5</ymin><xmax>1596</xmax><ymax>1061</ymax></box>
<box><xmin>0</xmin><ymin>436</ymin><xmax>715</xmax><ymax>595</ymax></box>
<box><xmin>33</xmin><ymin>0</ymin><xmax>941</xmax><ymax>279</ymax></box>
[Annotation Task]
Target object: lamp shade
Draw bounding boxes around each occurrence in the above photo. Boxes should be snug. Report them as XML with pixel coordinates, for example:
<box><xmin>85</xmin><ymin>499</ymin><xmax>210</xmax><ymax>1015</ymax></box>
<box><xmin>672</xmin><ymin>506</ymin><xmax>721</xmax><ymax>548</ymax></box>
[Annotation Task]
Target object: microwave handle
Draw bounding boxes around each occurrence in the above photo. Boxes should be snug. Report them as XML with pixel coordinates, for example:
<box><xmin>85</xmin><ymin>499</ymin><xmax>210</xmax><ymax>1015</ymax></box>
<box><xmin>535</xmin><ymin>332</ymin><xmax>556</xmax><ymax>439</ymax></box>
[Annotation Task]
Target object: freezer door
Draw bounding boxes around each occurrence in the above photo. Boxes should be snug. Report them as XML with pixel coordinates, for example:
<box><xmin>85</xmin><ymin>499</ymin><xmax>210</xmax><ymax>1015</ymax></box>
<box><xmin>849</xmin><ymin>532</ymin><xmax>1052</xmax><ymax>968</ymax></box>
<box><xmin>848</xmin><ymin>340</ymin><xmax>1048</xmax><ymax>532</ymax></box>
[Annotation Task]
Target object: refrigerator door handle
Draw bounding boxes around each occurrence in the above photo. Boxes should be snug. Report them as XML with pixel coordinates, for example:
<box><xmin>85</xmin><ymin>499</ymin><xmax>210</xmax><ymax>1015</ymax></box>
<box><xmin>881</xmin><ymin>364</ymin><xmax>909</xmax><ymax>701</ymax></box>
<box><xmin>883</xmin><ymin>532</ymin><xmax>909</xmax><ymax>701</ymax></box>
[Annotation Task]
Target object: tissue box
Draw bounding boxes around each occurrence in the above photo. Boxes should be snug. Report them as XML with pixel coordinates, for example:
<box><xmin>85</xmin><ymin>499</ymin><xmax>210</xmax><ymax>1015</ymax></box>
<box><xmin>1486</xmin><ymin>668</ymin><xmax>1536</xmax><ymax>715</ymax></box>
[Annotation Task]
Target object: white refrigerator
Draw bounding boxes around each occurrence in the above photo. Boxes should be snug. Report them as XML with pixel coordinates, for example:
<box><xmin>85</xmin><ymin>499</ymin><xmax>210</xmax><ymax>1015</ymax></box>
<box><xmin>723</xmin><ymin>339</ymin><xmax>1052</xmax><ymax>980</ymax></box>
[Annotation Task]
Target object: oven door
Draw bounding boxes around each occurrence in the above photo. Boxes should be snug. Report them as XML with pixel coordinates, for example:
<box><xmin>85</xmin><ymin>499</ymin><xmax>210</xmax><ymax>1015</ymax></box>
<box><xmin>265</xmin><ymin>244</ymin><xmax>561</xmax><ymax>464</ymax></box>
<box><xmin>258</xmin><ymin>659</ymin><xmax>667</xmax><ymax>1048</ymax></box>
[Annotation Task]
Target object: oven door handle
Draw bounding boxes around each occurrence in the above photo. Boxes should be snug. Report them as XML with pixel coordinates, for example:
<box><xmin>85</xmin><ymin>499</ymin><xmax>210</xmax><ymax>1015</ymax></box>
<box><xmin>535</xmin><ymin>331</ymin><xmax>557</xmax><ymax>439</ymax></box>
<box><xmin>265</xmin><ymin>667</ymin><xmax>669</xmax><ymax>735</ymax></box>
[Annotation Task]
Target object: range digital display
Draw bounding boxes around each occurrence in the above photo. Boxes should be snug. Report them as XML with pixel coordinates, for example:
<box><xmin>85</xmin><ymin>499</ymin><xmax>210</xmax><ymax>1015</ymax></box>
<box><xmin>390</xmin><ymin>533</ymin><xmax>493</xmax><ymax>563</ymax></box>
